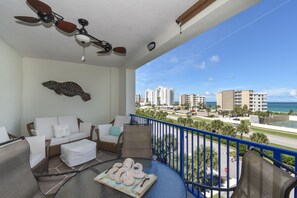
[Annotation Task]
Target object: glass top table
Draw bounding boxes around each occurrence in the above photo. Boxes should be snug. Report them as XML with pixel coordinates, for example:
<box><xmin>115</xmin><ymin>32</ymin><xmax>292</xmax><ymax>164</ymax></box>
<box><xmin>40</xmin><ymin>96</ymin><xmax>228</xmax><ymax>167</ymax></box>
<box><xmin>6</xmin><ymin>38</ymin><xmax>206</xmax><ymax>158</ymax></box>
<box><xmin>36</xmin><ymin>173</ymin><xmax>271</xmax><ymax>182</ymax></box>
<box><xmin>54</xmin><ymin>158</ymin><xmax>186</xmax><ymax>198</ymax></box>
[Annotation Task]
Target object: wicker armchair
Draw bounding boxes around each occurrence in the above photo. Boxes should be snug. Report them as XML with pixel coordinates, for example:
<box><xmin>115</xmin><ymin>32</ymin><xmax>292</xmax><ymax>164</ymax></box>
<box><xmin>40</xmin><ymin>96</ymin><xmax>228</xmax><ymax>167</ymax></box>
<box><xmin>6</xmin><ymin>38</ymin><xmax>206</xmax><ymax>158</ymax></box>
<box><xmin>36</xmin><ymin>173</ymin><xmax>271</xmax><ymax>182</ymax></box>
<box><xmin>96</xmin><ymin>115</ymin><xmax>134</xmax><ymax>153</ymax></box>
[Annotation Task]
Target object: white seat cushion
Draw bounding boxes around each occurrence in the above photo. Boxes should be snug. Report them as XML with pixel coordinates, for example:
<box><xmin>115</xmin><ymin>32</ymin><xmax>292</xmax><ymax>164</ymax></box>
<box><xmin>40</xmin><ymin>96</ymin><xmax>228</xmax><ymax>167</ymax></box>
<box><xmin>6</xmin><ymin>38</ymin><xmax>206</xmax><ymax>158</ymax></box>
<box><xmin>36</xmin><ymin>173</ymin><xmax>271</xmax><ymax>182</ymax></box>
<box><xmin>58</xmin><ymin>116</ymin><xmax>79</xmax><ymax>133</ymax></box>
<box><xmin>25</xmin><ymin>136</ymin><xmax>46</xmax><ymax>168</ymax></box>
<box><xmin>114</xmin><ymin>115</ymin><xmax>131</xmax><ymax>127</ymax></box>
<box><xmin>35</xmin><ymin>117</ymin><xmax>58</xmax><ymax>138</ymax></box>
<box><xmin>100</xmin><ymin>134</ymin><xmax>120</xmax><ymax>144</ymax></box>
<box><xmin>69</xmin><ymin>132</ymin><xmax>89</xmax><ymax>142</ymax></box>
<box><xmin>0</xmin><ymin>127</ymin><xmax>10</xmax><ymax>143</ymax></box>
<box><xmin>50</xmin><ymin>137</ymin><xmax>69</xmax><ymax>146</ymax></box>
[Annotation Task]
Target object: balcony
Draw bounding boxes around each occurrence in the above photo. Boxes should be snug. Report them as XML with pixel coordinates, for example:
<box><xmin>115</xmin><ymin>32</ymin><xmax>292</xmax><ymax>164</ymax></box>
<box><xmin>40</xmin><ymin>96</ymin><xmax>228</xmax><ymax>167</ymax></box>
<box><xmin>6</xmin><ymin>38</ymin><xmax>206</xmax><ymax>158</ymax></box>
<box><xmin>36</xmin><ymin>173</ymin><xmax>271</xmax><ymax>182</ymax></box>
<box><xmin>131</xmin><ymin>114</ymin><xmax>297</xmax><ymax>198</ymax></box>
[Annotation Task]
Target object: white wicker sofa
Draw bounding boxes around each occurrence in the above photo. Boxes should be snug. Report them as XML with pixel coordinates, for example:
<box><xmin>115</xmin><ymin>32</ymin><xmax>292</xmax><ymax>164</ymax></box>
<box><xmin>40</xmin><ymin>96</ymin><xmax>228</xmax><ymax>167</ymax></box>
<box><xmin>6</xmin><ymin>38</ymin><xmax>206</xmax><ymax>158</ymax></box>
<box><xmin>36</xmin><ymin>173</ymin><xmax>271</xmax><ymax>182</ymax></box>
<box><xmin>27</xmin><ymin>115</ymin><xmax>97</xmax><ymax>157</ymax></box>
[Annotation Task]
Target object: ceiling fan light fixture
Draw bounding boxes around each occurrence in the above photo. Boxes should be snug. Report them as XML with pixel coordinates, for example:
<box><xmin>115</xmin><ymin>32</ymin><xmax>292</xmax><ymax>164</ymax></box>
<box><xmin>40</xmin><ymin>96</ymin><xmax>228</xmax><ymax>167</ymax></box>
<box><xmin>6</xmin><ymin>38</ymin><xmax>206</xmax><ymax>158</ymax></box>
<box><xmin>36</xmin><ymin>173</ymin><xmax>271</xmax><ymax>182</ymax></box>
<box><xmin>147</xmin><ymin>41</ymin><xmax>156</xmax><ymax>51</ymax></box>
<box><xmin>75</xmin><ymin>34</ymin><xmax>91</xmax><ymax>45</ymax></box>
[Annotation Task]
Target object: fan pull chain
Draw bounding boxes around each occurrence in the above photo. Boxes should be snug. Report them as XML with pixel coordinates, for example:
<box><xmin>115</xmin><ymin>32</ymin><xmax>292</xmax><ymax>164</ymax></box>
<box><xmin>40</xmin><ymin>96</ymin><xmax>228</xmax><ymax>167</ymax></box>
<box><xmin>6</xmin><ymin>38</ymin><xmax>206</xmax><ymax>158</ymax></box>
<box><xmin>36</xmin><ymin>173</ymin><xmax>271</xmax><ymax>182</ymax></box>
<box><xmin>81</xmin><ymin>46</ymin><xmax>85</xmax><ymax>62</ymax></box>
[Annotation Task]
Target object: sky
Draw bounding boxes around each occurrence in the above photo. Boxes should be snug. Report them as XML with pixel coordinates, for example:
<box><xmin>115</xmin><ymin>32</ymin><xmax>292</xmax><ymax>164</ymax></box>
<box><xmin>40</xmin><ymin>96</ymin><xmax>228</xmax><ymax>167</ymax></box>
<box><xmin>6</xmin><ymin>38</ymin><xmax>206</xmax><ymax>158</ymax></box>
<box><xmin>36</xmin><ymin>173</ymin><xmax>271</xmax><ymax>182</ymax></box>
<box><xmin>136</xmin><ymin>0</ymin><xmax>297</xmax><ymax>102</ymax></box>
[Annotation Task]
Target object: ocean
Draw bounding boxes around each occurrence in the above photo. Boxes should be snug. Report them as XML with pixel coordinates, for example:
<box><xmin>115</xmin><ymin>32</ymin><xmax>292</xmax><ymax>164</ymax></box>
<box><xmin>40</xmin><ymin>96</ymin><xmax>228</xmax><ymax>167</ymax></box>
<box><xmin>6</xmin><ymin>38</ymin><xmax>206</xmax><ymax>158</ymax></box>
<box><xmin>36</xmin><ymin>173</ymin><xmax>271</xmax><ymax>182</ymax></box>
<box><xmin>206</xmin><ymin>102</ymin><xmax>297</xmax><ymax>113</ymax></box>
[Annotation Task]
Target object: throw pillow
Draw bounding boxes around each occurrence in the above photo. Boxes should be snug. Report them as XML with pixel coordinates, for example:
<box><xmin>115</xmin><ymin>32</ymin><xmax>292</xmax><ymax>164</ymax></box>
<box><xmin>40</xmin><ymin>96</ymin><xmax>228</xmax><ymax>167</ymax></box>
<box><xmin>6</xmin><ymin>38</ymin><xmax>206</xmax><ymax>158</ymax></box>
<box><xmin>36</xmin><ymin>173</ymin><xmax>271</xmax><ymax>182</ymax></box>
<box><xmin>109</xmin><ymin>126</ymin><xmax>121</xmax><ymax>136</ymax></box>
<box><xmin>53</xmin><ymin>125</ymin><xmax>70</xmax><ymax>138</ymax></box>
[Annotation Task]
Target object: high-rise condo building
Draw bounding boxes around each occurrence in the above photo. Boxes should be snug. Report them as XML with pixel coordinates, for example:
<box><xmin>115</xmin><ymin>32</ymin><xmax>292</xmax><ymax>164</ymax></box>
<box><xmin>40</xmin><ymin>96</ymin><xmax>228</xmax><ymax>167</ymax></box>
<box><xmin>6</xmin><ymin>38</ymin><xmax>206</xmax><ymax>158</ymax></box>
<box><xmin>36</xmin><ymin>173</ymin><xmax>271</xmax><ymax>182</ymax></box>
<box><xmin>135</xmin><ymin>94</ymin><xmax>141</xmax><ymax>103</ymax></box>
<box><xmin>179</xmin><ymin>94</ymin><xmax>206</xmax><ymax>107</ymax></box>
<box><xmin>217</xmin><ymin>90</ymin><xmax>267</xmax><ymax>112</ymax></box>
<box><xmin>145</xmin><ymin>86</ymin><xmax>174</xmax><ymax>106</ymax></box>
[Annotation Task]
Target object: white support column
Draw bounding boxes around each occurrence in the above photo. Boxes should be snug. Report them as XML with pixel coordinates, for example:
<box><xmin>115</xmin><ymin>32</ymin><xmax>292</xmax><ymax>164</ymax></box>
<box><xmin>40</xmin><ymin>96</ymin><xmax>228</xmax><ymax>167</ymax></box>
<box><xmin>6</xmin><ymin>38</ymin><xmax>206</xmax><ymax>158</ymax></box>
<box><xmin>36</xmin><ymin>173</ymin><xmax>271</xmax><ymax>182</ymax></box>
<box><xmin>119</xmin><ymin>67</ymin><xmax>135</xmax><ymax>115</ymax></box>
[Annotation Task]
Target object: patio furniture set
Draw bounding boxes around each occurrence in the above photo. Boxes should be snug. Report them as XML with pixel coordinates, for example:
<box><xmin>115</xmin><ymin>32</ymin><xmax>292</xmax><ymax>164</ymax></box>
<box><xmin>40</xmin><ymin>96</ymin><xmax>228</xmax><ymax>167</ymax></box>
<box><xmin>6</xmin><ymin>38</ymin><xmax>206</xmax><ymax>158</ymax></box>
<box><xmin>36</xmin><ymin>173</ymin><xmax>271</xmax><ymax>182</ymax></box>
<box><xmin>1</xmin><ymin>117</ymin><xmax>297</xmax><ymax>197</ymax></box>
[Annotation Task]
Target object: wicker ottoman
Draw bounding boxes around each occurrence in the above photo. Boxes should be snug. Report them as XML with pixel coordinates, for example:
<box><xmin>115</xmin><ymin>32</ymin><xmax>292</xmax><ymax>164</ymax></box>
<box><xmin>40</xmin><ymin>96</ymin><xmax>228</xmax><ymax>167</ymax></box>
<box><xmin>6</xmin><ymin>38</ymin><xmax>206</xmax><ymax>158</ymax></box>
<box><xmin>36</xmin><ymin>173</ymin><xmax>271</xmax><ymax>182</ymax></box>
<box><xmin>60</xmin><ymin>139</ymin><xmax>96</xmax><ymax>167</ymax></box>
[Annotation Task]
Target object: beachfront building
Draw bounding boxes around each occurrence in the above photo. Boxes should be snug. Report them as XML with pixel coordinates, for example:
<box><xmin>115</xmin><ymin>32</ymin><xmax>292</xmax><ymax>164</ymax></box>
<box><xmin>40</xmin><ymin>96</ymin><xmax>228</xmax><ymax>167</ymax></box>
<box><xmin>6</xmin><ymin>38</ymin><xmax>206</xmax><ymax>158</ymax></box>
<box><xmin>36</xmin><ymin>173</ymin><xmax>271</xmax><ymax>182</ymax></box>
<box><xmin>217</xmin><ymin>90</ymin><xmax>267</xmax><ymax>112</ymax></box>
<box><xmin>179</xmin><ymin>94</ymin><xmax>206</xmax><ymax>108</ymax></box>
<box><xmin>145</xmin><ymin>86</ymin><xmax>174</xmax><ymax>106</ymax></box>
<box><xmin>135</xmin><ymin>94</ymin><xmax>142</xmax><ymax>103</ymax></box>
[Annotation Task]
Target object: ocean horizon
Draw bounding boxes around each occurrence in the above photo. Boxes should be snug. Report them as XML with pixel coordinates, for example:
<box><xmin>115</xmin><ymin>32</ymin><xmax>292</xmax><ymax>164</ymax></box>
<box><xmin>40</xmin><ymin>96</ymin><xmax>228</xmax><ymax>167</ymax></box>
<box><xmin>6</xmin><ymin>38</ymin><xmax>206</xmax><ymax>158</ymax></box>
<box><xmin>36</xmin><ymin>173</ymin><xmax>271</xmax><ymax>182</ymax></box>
<box><xmin>206</xmin><ymin>102</ymin><xmax>297</xmax><ymax>113</ymax></box>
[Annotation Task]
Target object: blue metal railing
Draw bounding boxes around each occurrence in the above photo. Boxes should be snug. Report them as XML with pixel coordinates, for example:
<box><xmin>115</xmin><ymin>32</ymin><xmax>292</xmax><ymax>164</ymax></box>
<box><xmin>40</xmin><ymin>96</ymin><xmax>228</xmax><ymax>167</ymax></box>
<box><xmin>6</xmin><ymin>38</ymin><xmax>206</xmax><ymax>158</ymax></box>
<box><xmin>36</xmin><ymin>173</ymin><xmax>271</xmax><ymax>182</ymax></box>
<box><xmin>131</xmin><ymin>114</ymin><xmax>297</xmax><ymax>198</ymax></box>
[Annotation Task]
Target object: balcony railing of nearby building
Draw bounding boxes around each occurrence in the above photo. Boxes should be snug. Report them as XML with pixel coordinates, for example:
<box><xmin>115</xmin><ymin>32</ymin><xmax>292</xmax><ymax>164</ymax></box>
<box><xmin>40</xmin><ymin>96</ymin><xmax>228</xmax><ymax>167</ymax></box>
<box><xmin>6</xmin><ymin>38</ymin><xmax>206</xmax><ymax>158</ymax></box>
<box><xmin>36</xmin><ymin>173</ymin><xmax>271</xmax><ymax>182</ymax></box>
<box><xmin>131</xmin><ymin>114</ymin><xmax>297</xmax><ymax>198</ymax></box>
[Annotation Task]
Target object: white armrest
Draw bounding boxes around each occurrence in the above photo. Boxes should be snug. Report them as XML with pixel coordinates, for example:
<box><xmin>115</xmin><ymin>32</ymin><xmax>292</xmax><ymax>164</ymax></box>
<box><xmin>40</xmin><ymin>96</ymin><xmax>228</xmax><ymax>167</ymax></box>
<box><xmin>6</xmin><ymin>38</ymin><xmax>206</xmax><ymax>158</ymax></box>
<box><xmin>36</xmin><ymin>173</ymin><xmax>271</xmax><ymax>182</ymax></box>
<box><xmin>98</xmin><ymin>124</ymin><xmax>112</xmax><ymax>139</ymax></box>
<box><xmin>25</xmin><ymin>136</ymin><xmax>46</xmax><ymax>157</ymax></box>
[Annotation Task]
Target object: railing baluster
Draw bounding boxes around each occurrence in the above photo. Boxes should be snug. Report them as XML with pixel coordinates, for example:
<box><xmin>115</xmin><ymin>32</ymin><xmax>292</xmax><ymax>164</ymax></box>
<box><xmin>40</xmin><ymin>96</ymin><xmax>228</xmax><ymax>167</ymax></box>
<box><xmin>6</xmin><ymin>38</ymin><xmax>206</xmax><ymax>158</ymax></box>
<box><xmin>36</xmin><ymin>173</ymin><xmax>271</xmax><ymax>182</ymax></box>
<box><xmin>180</xmin><ymin>127</ymin><xmax>185</xmax><ymax>179</ymax></box>
<box><xmin>227</xmin><ymin>139</ymin><xmax>230</xmax><ymax>198</ymax></box>
<box><xmin>218</xmin><ymin>137</ymin><xmax>221</xmax><ymax>198</ymax></box>
<box><xmin>210</xmin><ymin>135</ymin><xmax>213</xmax><ymax>198</ymax></box>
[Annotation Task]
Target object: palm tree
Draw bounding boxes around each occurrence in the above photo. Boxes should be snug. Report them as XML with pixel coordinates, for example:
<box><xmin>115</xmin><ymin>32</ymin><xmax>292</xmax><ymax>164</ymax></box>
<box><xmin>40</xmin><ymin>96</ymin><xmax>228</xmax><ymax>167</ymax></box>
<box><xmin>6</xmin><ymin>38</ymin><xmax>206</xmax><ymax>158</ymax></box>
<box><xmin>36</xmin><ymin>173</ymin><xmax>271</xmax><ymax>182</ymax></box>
<box><xmin>250</xmin><ymin>133</ymin><xmax>269</xmax><ymax>144</ymax></box>
<box><xmin>221</xmin><ymin>110</ymin><xmax>229</xmax><ymax>118</ymax></box>
<box><xmin>177</xmin><ymin>117</ymin><xmax>187</xmax><ymax>126</ymax></box>
<box><xmin>205</xmin><ymin>107</ymin><xmax>211</xmax><ymax>116</ymax></box>
<box><xmin>236</xmin><ymin>120</ymin><xmax>250</xmax><ymax>139</ymax></box>
<box><xmin>214</xmin><ymin>105</ymin><xmax>221</xmax><ymax>112</ymax></box>
<box><xmin>185</xmin><ymin>118</ymin><xmax>193</xmax><ymax>127</ymax></box>
<box><xmin>186</xmin><ymin>146</ymin><xmax>218</xmax><ymax>184</ymax></box>
<box><xmin>222</xmin><ymin>125</ymin><xmax>236</xmax><ymax>137</ymax></box>
<box><xmin>211</xmin><ymin>119</ymin><xmax>224</xmax><ymax>133</ymax></box>
<box><xmin>193</xmin><ymin>121</ymin><xmax>200</xmax><ymax>129</ymax></box>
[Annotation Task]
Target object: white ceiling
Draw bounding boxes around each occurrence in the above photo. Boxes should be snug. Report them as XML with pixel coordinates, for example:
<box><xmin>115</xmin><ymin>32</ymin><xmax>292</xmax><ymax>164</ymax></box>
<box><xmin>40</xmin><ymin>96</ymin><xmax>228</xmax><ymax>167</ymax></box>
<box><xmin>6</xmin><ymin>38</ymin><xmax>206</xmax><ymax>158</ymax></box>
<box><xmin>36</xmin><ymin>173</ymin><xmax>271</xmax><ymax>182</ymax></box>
<box><xmin>0</xmin><ymin>0</ymin><xmax>260</xmax><ymax>69</ymax></box>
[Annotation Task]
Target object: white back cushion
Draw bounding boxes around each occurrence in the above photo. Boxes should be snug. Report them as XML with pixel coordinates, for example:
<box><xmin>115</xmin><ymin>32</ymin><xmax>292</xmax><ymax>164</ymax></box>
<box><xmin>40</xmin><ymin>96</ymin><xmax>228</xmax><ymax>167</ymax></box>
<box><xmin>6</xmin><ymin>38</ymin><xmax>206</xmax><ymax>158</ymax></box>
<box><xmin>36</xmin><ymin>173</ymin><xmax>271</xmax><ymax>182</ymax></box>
<box><xmin>53</xmin><ymin>125</ymin><xmax>70</xmax><ymax>138</ymax></box>
<box><xmin>25</xmin><ymin>136</ymin><xmax>46</xmax><ymax>168</ymax></box>
<box><xmin>98</xmin><ymin>124</ymin><xmax>112</xmax><ymax>139</ymax></box>
<box><xmin>35</xmin><ymin>117</ymin><xmax>58</xmax><ymax>138</ymax></box>
<box><xmin>79</xmin><ymin>122</ymin><xmax>92</xmax><ymax>133</ymax></box>
<box><xmin>114</xmin><ymin>115</ymin><xmax>131</xmax><ymax>127</ymax></box>
<box><xmin>0</xmin><ymin>127</ymin><xmax>10</xmax><ymax>143</ymax></box>
<box><xmin>58</xmin><ymin>116</ymin><xmax>79</xmax><ymax>133</ymax></box>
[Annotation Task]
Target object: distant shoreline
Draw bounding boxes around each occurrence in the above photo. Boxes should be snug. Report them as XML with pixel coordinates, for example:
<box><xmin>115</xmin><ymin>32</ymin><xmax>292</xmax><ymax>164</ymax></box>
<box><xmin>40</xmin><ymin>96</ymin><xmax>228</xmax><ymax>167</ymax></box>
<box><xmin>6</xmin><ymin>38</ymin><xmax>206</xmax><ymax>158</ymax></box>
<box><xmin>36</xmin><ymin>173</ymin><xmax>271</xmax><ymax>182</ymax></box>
<box><xmin>206</xmin><ymin>101</ymin><xmax>297</xmax><ymax>113</ymax></box>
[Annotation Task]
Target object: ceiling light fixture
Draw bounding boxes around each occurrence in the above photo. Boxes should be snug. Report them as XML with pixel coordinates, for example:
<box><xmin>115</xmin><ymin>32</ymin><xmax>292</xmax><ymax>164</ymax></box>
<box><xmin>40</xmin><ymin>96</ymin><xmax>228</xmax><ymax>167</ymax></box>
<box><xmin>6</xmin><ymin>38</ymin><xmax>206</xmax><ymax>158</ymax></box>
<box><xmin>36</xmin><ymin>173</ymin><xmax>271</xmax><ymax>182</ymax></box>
<box><xmin>147</xmin><ymin>41</ymin><xmax>156</xmax><ymax>51</ymax></box>
<box><xmin>75</xmin><ymin>34</ymin><xmax>91</xmax><ymax>45</ymax></box>
<box><xmin>176</xmin><ymin>0</ymin><xmax>215</xmax><ymax>33</ymax></box>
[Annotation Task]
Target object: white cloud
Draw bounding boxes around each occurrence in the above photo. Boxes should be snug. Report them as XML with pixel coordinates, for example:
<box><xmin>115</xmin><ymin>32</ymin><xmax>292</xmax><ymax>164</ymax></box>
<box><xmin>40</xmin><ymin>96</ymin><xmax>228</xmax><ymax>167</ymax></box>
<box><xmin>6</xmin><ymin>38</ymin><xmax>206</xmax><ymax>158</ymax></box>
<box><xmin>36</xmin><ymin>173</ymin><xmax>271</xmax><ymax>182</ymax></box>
<box><xmin>209</xmin><ymin>55</ymin><xmax>220</xmax><ymax>63</ymax></box>
<box><xmin>290</xmin><ymin>89</ymin><xmax>297</xmax><ymax>98</ymax></box>
<box><xmin>196</xmin><ymin>61</ymin><xmax>206</xmax><ymax>70</ymax></box>
<box><xmin>195</xmin><ymin>55</ymin><xmax>220</xmax><ymax>70</ymax></box>
<box><xmin>208</xmin><ymin>77</ymin><xmax>214</xmax><ymax>82</ymax></box>
<box><xmin>169</xmin><ymin>56</ymin><xmax>179</xmax><ymax>63</ymax></box>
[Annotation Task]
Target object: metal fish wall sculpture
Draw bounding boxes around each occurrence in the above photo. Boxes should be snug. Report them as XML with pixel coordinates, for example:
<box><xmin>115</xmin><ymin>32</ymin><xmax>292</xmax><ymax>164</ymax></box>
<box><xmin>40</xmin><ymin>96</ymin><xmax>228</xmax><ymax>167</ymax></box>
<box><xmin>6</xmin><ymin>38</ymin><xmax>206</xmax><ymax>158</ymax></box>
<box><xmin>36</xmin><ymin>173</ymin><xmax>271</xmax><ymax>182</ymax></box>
<box><xmin>42</xmin><ymin>81</ymin><xmax>91</xmax><ymax>101</ymax></box>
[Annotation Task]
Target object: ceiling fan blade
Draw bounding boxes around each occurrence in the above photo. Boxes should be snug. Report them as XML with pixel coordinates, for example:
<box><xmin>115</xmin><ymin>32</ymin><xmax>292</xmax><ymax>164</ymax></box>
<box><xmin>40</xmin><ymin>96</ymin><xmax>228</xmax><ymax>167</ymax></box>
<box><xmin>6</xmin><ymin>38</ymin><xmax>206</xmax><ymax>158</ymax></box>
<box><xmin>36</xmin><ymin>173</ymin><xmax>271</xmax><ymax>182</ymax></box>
<box><xmin>113</xmin><ymin>47</ymin><xmax>126</xmax><ymax>54</ymax></box>
<box><xmin>14</xmin><ymin>16</ymin><xmax>41</xmax><ymax>23</ymax></box>
<box><xmin>97</xmin><ymin>50</ymin><xmax>109</xmax><ymax>54</ymax></box>
<box><xmin>27</xmin><ymin>0</ymin><xmax>52</xmax><ymax>15</ymax></box>
<box><xmin>55</xmin><ymin>20</ymin><xmax>77</xmax><ymax>33</ymax></box>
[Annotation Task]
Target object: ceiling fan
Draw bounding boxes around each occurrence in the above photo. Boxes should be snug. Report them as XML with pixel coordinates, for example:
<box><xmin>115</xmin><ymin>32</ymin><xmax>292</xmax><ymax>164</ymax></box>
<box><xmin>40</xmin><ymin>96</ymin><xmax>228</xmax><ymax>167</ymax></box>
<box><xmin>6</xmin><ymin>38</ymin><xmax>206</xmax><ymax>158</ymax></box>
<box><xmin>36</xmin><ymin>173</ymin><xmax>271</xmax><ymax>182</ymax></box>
<box><xmin>14</xmin><ymin>0</ymin><xmax>126</xmax><ymax>56</ymax></box>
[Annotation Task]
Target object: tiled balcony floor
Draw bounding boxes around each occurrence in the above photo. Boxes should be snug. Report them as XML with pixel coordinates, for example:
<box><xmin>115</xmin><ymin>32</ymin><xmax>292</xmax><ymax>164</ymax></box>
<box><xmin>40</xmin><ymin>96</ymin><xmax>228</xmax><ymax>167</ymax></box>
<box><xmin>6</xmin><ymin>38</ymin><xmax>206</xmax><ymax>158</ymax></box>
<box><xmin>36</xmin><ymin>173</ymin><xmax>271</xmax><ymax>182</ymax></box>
<box><xmin>38</xmin><ymin>150</ymin><xmax>117</xmax><ymax>195</ymax></box>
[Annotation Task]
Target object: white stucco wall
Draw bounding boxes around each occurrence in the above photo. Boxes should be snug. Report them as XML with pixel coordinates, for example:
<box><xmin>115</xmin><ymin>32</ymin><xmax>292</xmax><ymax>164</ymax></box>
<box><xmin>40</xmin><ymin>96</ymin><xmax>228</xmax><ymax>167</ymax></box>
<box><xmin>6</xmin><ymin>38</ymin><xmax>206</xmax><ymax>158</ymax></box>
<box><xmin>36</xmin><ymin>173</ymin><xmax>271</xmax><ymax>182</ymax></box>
<box><xmin>0</xmin><ymin>39</ymin><xmax>22</xmax><ymax>135</ymax></box>
<box><xmin>21</xmin><ymin>58</ymin><xmax>120</xmax><ymax>135</ymax></box>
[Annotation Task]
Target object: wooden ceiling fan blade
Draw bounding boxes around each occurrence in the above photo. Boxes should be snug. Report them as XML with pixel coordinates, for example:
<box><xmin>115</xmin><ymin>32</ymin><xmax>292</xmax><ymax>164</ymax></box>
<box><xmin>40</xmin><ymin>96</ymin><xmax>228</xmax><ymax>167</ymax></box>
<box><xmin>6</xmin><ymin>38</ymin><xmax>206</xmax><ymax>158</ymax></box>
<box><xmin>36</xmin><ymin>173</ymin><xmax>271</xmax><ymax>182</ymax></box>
<box><xmin>27</xmin><ymin>0</ymin><xmax>52</xmax><ymax>15</ymax></box>
<box><xmin>113</xmin><ymin>47</ymin><xmax>126</xmax><ymax>54</ymax></box>
<box><xmin>14</xmin><ymin>16</ymin><xmax>41</xmax><ymax>23</ymax></box>
<box><xmin>55</xmin><ymin>20</ymin><xmax>77</xmax><ymax>33</ymax></box>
